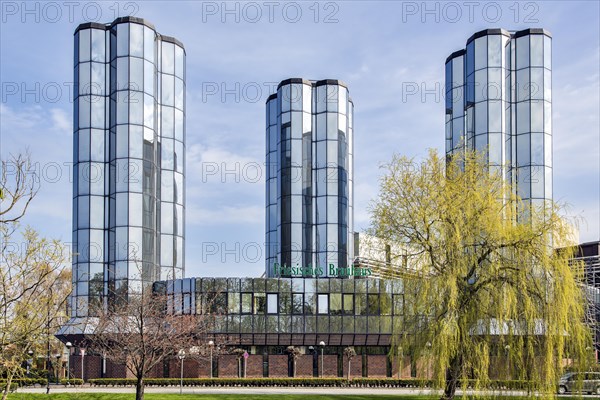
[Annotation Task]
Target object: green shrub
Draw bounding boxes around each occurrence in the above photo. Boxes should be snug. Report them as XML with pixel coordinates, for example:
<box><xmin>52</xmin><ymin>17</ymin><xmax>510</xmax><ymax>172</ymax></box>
<box><xmin>87</xmin><ymin>377</ymin><xmax>536</xmax><ymax>389</ymax></box>
<box><xmin>0</xmin><ymin>382</ymin><xmax>18</xmax><ymax>392</ymax></box>
<box><xmin>0</xmin><ymin>378</ymin><xmax>47</xmax><ymax>387</ymax></box>
<box><xmin>60</xmin><ymin>378</ymin><xmax>84</xmax><ymax>386</ymax></box>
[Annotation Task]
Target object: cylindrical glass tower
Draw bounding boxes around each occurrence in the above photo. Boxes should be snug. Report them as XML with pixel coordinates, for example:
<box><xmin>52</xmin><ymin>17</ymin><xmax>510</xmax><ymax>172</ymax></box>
<box><xmin>72</xmin><ymin>17</ymin><xmax>185</xmax><ymax>317</ymax></box>
<box><xmin>445</xmin><ymin>29</ymin><xmax>552</xmax><ymax>210</ymax></box>
<box><xmin>266</xmin><ymin>79</ymin><xmax>354</xmax><ymax>278</ymax></box>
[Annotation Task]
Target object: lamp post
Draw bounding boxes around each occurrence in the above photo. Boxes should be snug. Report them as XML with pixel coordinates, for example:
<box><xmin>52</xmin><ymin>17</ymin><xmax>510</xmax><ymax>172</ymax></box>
<box><xmin>54</xmin><ymin>354</ymin><xmax>61</xmax><ymax>384</ymax></box>
<box><xmin>208</xmin><ymin>340</ymin><xmax>214</xmax><ymax>378</ymax></box>
<box><xmin>426</xmin><ymin>341</ymin><xmax>432</xmax><ymax>379</ymax></box>
<box><xmin>65</xmin><ymin>342</ymin><xmax>72</xmax><ymax>385</ymax></box>
<box><xmin>178</xmin><ymin>349</ymin><xmax>186</xmax><ymax>395</ymax></box>
<box><xmin>397</xmin><ymin>346</ymin><xmax>403</xmax><ymax>379</ymax></box>
<box><xmin>504</xmin><ymin>345</ymin><xmax>510</xmax><ymax>379</ymax></box>
<box><xmin>80</xmin><ymin>348</ymin><xmax>85</xmax><ymax>383</ymax></box>
<box><xmin>319</xmin><ymin>341</ymin><xmax>325</xmax><ymax>378</ymax></box>
<box><xmin>26</xmin><ymin>350</ymin><xmax>33</xmax><ymax>377</ymax></box>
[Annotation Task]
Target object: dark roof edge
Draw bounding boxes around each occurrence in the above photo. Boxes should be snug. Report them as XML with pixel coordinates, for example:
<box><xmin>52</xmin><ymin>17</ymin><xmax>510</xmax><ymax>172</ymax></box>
<box><xmin>266</xmin><ymin>93</ymin><xmax>278</xmax><ymax>103</ymax></box>
<box><xmin>314</xmin><ymin>79</ymin><xmax>348</xmax><ymax>89</ymax></box>
<box><xmin>75</xmin><ymin>18</ymin><xmax>184</xmax><ymax>50</ymax></box>
<box><xmin>466</xmin><ymin>28</ymin><xmax>511</xmax><ymax>45</ymax></box>
<box><xmin>161</xmin><ymin>35</ymin><xmax>186</xmax><ymax>52</ymax></box>
<box><xmin>276</xmin><ymin>78</ymin><xmax>313</xmax><ymax>90</ymax></box>
<box><xmin>111</xmin><ymin>16</ymin><xmax>156</xmax><ymax>30</ymax></box>
<box><xmin>276</xmin><ymin>78</ymin><xmax>349</xmax><ymax>90</ymax></box>
<box><xmin>74</xmin><ymin>22</ymin><xmax>107</xmax><ymax>34</ymax></box>
<box><xmin>445</xmin><ymin>49</ymin><xmax>466</xmax><ymax>64</ymax></box>
<box><xmin>513</xmin><ymin>28</ymin><xmax>552</xmax><ymax>38</ymax></box>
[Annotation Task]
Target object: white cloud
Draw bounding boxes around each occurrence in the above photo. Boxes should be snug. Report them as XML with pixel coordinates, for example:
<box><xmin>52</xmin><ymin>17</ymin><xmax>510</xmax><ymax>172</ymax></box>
<box><xmin>187</xmin><ymin>205</ymin><xmax>263</xmax><ymax>226</ymax></box>
<box><xmin>50</xmin><ymin>108</ymin><xmax>71</xmax><ymax>134</ymax></box>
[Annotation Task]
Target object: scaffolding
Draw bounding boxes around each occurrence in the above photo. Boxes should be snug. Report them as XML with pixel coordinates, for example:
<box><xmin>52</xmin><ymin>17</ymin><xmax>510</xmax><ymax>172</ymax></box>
<box><xmin>574</xmin><ymin>254</ymin><xmax>600</xmax><ymax>353</ymax></box>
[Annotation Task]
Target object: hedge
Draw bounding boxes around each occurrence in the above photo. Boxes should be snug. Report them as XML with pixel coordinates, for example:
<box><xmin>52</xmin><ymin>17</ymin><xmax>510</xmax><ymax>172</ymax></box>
<box><xmin>88</xmin><ymin>377</ymin><xmax>534</xmax><ymax>389</ymax></box>
<box><xmin>0</xmin><ymin>383</ymin><xmax>18</xmax><ymax>392</ymax></box>
<box><xmin>60</xmin><ymin>378</ymin><xmax>84</xmax><ymax>386</ymax></box>
<box><xmin>0</xmin><ymin>378</ymin><xmax>47</xmax><ymax>387</ymax></box>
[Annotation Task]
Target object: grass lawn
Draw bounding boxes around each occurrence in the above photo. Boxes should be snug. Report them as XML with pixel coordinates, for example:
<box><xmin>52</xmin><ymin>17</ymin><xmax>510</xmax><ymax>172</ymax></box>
<box><xmin>5</xmin><ymin>396</ymin><xmax>437</xmax><ymax>400</ymax></box>
<box><xmin>5</xmin><ymin>395</ymin><xmax>583</xmax><ymax>400</ymax></box>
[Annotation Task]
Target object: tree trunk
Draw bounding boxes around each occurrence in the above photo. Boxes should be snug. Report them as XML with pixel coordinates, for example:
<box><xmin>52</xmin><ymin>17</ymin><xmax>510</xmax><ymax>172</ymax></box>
<box><xmin>442</xmin><ymin>355</ymin><xmax>462</xmax><ymax>400</ymax></box>
<box><xmin>135</xmin><ymin>376</ymin><xmax>144</xmax><ymax>400</ymax></box>
<box><xmin>347</xmin><ymin>360</ymin><xmax>351</xmax><ymax>381</ymax></box>
<box><xmin>1</xmin><ymin>373</ymin><xmax>13</xmax><ymax>400</ymax></box>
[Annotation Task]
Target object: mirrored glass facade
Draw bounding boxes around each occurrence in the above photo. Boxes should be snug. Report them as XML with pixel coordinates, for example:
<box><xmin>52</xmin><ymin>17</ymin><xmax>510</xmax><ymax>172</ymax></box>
<box><xmin>72</xmin><ymin>17</ymin><xmax>185</xmax><ymax>317</ymax></box>
<box><xmin>155</xmin><ymin>277</ymin><xmax>404</xmax><ymax>346</ymax></box>
<box><xmin>445</xmin><ymin>29</ymin><xmax>552</xmax><ymax>209</ymax></box>
<box><xmin>266</xmin><ymin>79</ymin><xmax>354</xmax><ymax>278</ymax></box>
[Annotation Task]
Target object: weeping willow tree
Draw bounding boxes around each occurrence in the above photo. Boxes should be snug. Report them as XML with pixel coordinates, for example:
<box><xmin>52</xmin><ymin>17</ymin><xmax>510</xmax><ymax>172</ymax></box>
<box><xmin>369</xmin><ymin>150</ymin><xmax>593</xmax><ymax>399</ymax></box>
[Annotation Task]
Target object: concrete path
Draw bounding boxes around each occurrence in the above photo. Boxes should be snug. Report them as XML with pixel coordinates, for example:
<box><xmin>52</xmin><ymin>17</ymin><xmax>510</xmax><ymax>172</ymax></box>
<box><xmin>16</xmin><ymin>385</ymin><xmax>596</xmax><ymax>397</ymax></box>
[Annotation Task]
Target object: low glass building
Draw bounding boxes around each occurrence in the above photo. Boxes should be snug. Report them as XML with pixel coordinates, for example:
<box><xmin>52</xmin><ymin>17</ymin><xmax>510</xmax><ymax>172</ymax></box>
<box><xmin>152</xmin><ymin>276</ymin><xmax>406</xmax><ymax>377</ymax></box>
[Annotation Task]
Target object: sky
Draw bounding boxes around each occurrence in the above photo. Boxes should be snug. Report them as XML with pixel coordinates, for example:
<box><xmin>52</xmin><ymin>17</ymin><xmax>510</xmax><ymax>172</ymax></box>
<box><xmin>1</xmin><ymin>0</ymin><xmax>599</xmax><ymax>278</ymax></box>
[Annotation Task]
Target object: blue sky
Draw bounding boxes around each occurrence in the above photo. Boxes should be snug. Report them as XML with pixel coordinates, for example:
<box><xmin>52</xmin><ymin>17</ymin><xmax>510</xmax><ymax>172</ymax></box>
<box><xmin>1</xmin><ymin>1</ymin><xmax>599</xmax><ymax>278</ymax></box>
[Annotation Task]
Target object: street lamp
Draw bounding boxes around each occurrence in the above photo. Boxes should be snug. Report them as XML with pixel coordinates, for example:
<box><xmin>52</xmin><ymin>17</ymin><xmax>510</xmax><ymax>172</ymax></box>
<box><xmin>53</xmin><ymin>354</ymin><xmax>61</xmax><ymax>384</ymax></box>
<box><xmin>65</xmin><ymin>342</ymin><xmax>72</xmax><ymax>384</ymax></box>
<box><xmin>397</xmin><ymin>346</ymin><xmax>403</xmax><ymax>379</ymax></box>
<box><xmin>425</xmin><ymin>342</ymin><xmax>432</xmax><ymax>378</ymax></box>
<box><xmin>208</xmin><ymin>340</ymin><xmax>214</xmax><ymax>378</ymax></box>
<box><xmin>80</xmin><ymin>348</ymin><xmax>85</xmax><ymax>383</ymax></box>
<box><xmin>504</xmin><ymin>345</ymin><xmax>510</xmax><ymax>379</ymax></box>
<box><xmin>178</xmin><ymin>349</ymin><xmax>186</xmax><ymax>395</ymax></box>
<box><xmin>26</xmin><ymin>350</ymin><xmax>33</xmax><ymax>376</ymax></box>
<box><xmin>319</xmin><ymin>341</ymin><xmax>325</xmax><ymax>378</ymax></box>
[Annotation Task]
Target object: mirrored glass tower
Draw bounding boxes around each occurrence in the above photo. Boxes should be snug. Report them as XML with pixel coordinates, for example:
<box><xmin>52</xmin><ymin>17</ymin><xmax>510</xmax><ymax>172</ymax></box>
<box><xmin>72</xmin><ymin>17</ymin><xmax>185</xmax><ymax>317</ymax></box>
<box><xmin>445</xmin><ymin>28</ymin><xmax>552</xmax><ymax>209</ymax></box>
<box><xmin>266</xmin><ymin>79</ymin><xmax>354</xmax><ymax>278</ymax></box>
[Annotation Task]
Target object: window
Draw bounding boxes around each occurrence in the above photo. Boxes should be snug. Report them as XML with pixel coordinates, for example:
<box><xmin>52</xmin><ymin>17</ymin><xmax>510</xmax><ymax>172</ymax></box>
<box><xmin>343</xmin><ymin>294</ymin><xmax>354</xmax><ymax>315</ymax></box>
<box><xmin>267</xmin><ymin>293</ymin><xmax>278</xmax><ymax>314</ymax></box>
<box><xmin>183</xmin><ymin>293</ymin><xmax>192</xmax><ymax>314</ymax></box>
<box><xmin>205</xmin><ymin>292</ymin><xmax>226</xmax><ymax>314</ymax></box>
<box><xmin>393</xmin><ymin>294</ymin><xmax>404</xmax><ymax>315</ymax></box>
<box><xmin>254</xmin><ymin>293</ymin><xmax>266</xmax><ymax>314</ymax></box>
<box><xmin>317</xmin><ymin>294</ymin><xmax>328</xmax><ymax>314</ymax></box>
<box><xmin>241</xmin><ymin>293</ymin><xmax>252</xmax><ymax>314</ymax></box>
<box><xmin>380</xmin><ymin>293</ymin><xmax>392</xmax><ymax>316</ymax></box>
<box><xmin>228</xmin><ymin>292</ymin><xmax>240</xmax><ymax>314</ymax></box>
<box><xmin>355</xmin><ymin>294</ymin><xmax>366</xmax><ymax>315</ymax></box>
<box><xmin>367</xmin><ymin>294</ymin><xmax>380</xmax><ymax>315</ymax></box>
<box><xmin>292</xmin><ymin>293</ymin><xmax>303</xmax><ymax>314</ymax></box>
<box><xmin>329</xmin><ymin>293</ymin><xmax>342</xmax><ymax>315</ymax></box>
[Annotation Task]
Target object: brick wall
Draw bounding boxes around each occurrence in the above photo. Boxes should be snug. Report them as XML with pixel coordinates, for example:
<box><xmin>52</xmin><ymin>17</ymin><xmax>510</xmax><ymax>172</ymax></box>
<box><xmin>295</xmin><ymin>355</ymin><xmax>314</xmax><ymax>377</ymax></box>
<box><xmin>415</xmin><ymin>358</ymin><xmax>433</xmax><ymax>379</ymax></box>
<box><xmin>342</xmin><ymin>355</ymin><xmax>362</xmax><ymax>379</ymax></box>
<box><xmin>320</xmin><ymin>355</ymin><xmax>338</xmax><ymax>377</ymax></box>
<box><xmin>218</xmin><ymin>355</ymin><xmax>240</xmax><ymax>377</ymax></box>
<box><xmin>246</xmin><ymin>355</ymin><xmax>263</xmax><ymax>377</ymax></box>
<box><xmin>268</xmin><ymin>355</ymin><xmax>289</xmax><ymax>377</ymax></box>
<box><xmin>69</xmin><ymin>355</ymin><xmax>102</xmax><ymax>380</ymax></box>
<box><xmin>367</xmin><ymin>355</ymin><xmax>388</xmax><ymax>377</ymax></box>
<box><xmin>168</xmin><ymin>358</ymin><xmax>205</xmax><ymax>378</ymax></box>
<box><xmin>391</xmin><ymin>356</ymin><xmax>411</xmax><ymax>378</ymax></box>
<box><xmin>105</xmin><ymin>359</ymin><xmax>131</xmax><ymax>379</ymax></box>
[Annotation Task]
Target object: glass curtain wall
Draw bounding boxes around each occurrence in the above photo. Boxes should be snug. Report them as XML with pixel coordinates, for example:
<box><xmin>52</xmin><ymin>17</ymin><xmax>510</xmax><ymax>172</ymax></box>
<box><xmin>266</xmin><ymin>79</ymin><xmax>354</xmax><ymax>278</ymax></box>
<box><xmin>72</xmin><ymin>17</ymin><xmax>185</xmax><ymax>317</ymax></box>
<box><xmin>445</xmin><ymin>29</ymin><xmax>552</xmax><ymax>208</ymax></box>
